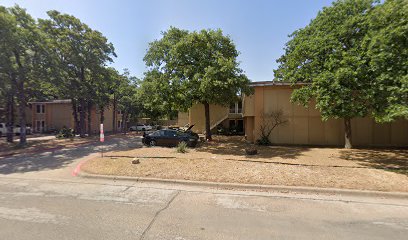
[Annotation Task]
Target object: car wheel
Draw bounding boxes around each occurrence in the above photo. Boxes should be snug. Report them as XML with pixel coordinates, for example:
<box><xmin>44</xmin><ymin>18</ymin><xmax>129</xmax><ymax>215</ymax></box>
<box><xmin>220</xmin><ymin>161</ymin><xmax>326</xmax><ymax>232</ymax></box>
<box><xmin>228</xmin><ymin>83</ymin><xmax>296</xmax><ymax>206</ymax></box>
<box><xmin>149</xmin><ymin>140</ymin><xmax>156</xmax><ymax>147</ymax></box>
<box><xmin>0</xmin><ymin>132</ymin><xmax>2</xmax><ymax>137</ymax></box>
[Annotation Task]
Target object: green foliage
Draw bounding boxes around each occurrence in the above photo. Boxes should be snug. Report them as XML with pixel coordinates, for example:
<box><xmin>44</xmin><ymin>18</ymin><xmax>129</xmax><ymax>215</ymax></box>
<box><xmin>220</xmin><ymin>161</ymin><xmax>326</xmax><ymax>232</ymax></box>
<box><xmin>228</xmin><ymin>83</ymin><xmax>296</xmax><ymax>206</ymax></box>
<box><xmin>56</xmin><ymin>127</ymin><xmax>75</xmax><ymax>139</ymax></box>
<box><xmin>364</xmin><ymin>0</ymin><xmax>408</xmax><ymax>122</ymax></box>
<box><xmin>141</xmin><ymin>27</ymin><xmax>252</xmax><ymax>139</ymax></box>
<box><xmin>275</xmin><ymin>0</ymin><xmax>377</xmax><ymax>121</ymax></box>
<box><xmin>143</xmin><ymin>27</ymin><xmax>252</xmax><ymax>109</ymax></box>
<box><xmin>176</xmin><ymin>141</ymin><xmax>188</xmax><ymax>153</ymax></box>
<box><xmin>275</xmin><ymin>0</ymin><xmax>408</xmax><ymax>124</ymax></box>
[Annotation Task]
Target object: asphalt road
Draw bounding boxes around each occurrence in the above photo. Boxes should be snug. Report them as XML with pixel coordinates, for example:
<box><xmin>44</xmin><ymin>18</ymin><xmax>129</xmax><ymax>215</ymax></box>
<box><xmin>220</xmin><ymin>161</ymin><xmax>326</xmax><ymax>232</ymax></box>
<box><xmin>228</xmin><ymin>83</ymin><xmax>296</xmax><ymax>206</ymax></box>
<box><xmin>0</xmin><ymin>136</ymin><xmax>407</xmax><ymax>240</ymax></box>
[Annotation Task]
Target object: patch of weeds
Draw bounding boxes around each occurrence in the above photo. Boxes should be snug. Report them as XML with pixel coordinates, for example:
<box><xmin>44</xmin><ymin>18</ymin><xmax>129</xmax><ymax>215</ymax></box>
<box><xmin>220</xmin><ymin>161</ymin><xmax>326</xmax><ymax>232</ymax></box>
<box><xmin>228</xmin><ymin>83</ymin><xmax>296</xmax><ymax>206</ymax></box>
<box><xmin>177</xmin><ymin>141</ymin><xmax>188</xmax><ymax>153</ymax></box>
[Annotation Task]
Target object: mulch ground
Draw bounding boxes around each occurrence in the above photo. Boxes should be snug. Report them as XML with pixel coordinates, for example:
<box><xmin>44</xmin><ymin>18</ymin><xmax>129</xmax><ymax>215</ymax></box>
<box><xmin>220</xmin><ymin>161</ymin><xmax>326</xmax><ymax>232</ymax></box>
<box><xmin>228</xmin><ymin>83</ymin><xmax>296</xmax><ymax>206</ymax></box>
<box><xmin>81</xmin><ymin>136</ymin><xmax>408</xmax><ymax>192</ymax></box>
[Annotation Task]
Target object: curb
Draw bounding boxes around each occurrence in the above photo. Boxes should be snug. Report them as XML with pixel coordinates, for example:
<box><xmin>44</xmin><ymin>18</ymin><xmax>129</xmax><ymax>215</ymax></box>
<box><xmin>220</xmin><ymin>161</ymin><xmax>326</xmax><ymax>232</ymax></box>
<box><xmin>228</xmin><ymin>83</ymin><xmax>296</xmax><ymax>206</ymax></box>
<box><xmin>78</xmin><ymin>171</ymin><xmax>408</xmax><ymax>199</ymax></box>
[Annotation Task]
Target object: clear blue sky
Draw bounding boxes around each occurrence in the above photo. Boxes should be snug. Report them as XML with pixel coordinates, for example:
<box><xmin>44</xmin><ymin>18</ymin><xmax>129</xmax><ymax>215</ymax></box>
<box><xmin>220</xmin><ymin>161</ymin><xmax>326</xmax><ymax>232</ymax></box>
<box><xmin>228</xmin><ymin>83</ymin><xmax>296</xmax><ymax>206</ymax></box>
<box><xmin>1</xmin><ymin>0</ymin><xmax>334</xmax><ymax>81</ymax></box>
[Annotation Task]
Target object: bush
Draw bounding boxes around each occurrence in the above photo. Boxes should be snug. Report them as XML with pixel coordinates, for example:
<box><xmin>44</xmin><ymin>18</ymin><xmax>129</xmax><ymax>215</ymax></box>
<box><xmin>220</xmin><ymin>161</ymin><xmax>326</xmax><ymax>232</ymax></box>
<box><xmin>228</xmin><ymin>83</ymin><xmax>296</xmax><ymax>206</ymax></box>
<box><xmin>245</xmin><ymin>146</ymin><xmax>258</xmax><ymax>155</ymax></box>
<box><xmin>176</xmin><ymin>141</ymin><xmax>188</xmax><ymax>153</ymax></box>
<box><xmin>56</xmin><ymin>127</ymin><xmax>75</xmax><ymax>139</ymax></box>
<box><xmin>256</xmin><ymin>135</ymin><xmax>271</xmax><ymax>146</ymax></box>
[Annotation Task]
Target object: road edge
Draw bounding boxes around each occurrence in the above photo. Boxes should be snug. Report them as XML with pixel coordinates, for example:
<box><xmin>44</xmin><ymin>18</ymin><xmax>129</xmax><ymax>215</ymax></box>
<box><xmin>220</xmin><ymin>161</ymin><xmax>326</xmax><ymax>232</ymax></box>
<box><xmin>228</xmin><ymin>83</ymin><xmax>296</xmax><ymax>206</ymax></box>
<box><xmin>78</xmin><ymin>171</ymin><xmax>408</xmax><ymax>199</ymax></box>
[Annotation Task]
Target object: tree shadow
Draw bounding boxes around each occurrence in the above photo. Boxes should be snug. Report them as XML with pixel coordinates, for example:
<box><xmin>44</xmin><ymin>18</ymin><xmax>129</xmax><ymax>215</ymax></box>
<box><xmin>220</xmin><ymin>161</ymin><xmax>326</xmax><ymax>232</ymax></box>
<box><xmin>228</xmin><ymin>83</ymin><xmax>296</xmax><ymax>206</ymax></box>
<box><xmin>339</xmin><ymin>148</ymin><xmax>408</xmax><ymax>176</ymax></box>
<box><xmin>195</xmin><ymin>135</ymin><xmax>309</xmax><ymax>160</ymax></box>
<box><xmin>0</xmin><ymin>137</ymin><xmax>142</xmax><ymax>175</ymax></box>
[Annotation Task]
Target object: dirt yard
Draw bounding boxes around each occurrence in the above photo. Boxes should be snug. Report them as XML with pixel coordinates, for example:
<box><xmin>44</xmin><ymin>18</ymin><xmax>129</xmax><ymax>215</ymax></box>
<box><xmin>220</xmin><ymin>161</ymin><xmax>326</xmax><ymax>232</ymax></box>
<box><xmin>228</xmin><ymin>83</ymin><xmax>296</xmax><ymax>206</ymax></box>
<box><xmin>0</xmin><ymin>135</ymin><xmax>94</xmax><ymax>157</ymax></box>
<box><xmin>82</xmin><ymin>136</ymin><xmax>408</xmax><ymax>192</ymax></box>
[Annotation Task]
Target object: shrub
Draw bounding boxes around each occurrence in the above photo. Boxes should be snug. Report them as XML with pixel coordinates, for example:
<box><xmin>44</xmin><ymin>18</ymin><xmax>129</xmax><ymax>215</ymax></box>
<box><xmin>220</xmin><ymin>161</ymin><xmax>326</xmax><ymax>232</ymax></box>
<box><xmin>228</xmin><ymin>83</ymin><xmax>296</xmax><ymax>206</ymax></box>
<box><xmin>176</xmin><ymin>141</ymin><xmax>188</xmax><ymax>153</ymax></box>
<box><xmin>245</xmin><ymin>146</ymin><xmax>258</xmax><ymax>155</ymax></box>
<box><xmin>256</xmin><ymin>135</ymin><xmax>271</xmax><ymax>146</ymax></box>
<box><xmin>56</xmin><ymin>127</ymin><xmax>75</xmax><ymax>139</ymax></box>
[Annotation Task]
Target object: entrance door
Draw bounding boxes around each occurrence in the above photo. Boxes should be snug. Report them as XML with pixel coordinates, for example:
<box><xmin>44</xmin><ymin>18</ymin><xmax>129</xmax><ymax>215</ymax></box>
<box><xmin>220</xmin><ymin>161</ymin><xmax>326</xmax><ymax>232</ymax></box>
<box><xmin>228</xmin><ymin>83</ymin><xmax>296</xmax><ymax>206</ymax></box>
<box><xmin>237</xmin><ymin>120</ymin><xmax>244</xmax><ymax>133</ymax></box>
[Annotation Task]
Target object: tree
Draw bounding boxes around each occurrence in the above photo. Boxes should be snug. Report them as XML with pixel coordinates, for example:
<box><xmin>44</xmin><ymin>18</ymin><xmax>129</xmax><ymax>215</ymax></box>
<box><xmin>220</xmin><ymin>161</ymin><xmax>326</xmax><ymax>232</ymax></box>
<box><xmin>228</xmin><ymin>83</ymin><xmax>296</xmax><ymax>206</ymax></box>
<box><xmin>116</xmin><ymin>71</ymin><xmax>140</xmax><ymax>134</ymax></box>
<box><xmin>275</xmin><ymin>0</ymin><xmax>377</xmax><ymax>148</ymax></box>
<box><xmin>0</xmin><ymin>6</ymin><xmax>48</xmax><ymax>145</ymax></box>
<box><xmin>256</xmin><ymin>110</ymin><xmax>288</xmax><ymax>146</ymax></box>
<box><xmin>0</xmin><ymin>6</ymin><xmax>16</xmax><ymax>143</ymax></box>
<box><xmin>143</xmin><ymin>27</ymin><xmax>251</xmax><ymax>140</ymax></box>
<box><xmin>138</xmin><ymin>69</ymin><xmax>178</xmax><ymax>121</ymax></box>
<box><xmin>364</xmin><ymin>0</ymin><xmax>408</xmax><ymax>122</ymax></box>
<box><xmin>39</xmin><ymin>11</ymin><xmax>116</xmax><ymax>137</ymax></box>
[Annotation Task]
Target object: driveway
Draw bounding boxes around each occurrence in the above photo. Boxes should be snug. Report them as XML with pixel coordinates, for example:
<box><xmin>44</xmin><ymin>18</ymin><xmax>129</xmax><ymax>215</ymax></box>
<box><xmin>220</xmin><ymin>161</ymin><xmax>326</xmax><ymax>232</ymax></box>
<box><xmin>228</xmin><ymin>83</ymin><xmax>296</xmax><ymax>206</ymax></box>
<box><xmin>0</xmin><ymin>135</ymin><xmax>143</xmax><ymax>179</ymax></box>
<box><xmin>0</xmin><ymin>136</ymin><xmax>407</xmax><ymax>239</ymax></box>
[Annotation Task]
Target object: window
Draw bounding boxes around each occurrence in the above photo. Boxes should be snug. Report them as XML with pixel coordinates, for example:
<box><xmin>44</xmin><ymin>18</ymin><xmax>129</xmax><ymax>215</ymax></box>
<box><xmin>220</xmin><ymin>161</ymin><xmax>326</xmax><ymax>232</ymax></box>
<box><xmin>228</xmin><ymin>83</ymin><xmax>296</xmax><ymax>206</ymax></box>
<box><xmin>118</xmin><ymin>110</ymin><xmax>123</xmax><ymax>115</ymax></box>
<box><xmin>237</xmin><ymin>101</ymin><xmax>242</xmax><ymax>113</ymax></box>
<box><xmin>229</xmin><ymin>103</ymin><xmax>236</xmax><ymax>113</ymax></box>
<box><xmin>229</xmin><ymin>102</ymin><xmax>243</xmax><ymax>114</ymax></box>
<box><xmin>117</xmin><ymin>120</ymin><xmax>123</xmax><ymax>129</ymax></box>
<box><xmin>165</xmin><ymin>130</ymin><xmax>178</xmax><ymax>137</ymax></box>
<box><xmin>36</xmin><ymin>104</ymin><xmax>45</xmax><ymax>114</ymax></box>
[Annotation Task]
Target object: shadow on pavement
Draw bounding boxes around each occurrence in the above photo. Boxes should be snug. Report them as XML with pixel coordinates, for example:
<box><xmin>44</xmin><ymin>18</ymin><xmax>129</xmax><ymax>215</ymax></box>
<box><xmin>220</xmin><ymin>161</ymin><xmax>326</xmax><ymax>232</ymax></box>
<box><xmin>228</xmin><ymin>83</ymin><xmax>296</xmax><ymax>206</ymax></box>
<box><xmin>0</xmin><ymin>137</ymin><xmax>142</xmax><ymax>175</ymax></box>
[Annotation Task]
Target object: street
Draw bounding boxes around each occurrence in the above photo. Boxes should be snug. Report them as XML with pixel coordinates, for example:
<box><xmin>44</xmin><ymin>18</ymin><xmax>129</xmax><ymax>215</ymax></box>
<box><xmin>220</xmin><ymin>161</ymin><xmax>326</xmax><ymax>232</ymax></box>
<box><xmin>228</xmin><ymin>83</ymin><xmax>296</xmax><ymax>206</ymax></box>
<box><xmin>0</xmin><ymin>137</ymin><xmax>407</xmax><ymax>240</ymax></box>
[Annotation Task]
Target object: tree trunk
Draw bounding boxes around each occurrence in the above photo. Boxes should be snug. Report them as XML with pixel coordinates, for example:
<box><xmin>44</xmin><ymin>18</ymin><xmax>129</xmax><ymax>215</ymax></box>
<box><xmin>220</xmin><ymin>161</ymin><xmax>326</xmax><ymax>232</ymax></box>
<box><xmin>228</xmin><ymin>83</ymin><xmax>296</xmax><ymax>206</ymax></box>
<box><xmin>112</xmin><ymin>94</ymin><xmax>117</xmax><ymax>133</ymax></box>
<box><xmin>79</xmin><ymin>67</ymin><xmax>86</xmax><ymax>138</ymax></box>
<box><xmin>17</xmin><ymin>79</ymin><xmax>27</xmax><ymax>146</ymax></box>
<box><xmin>87</xmin><ymin>101</ymin><xmax>92</xmax><ymax>136</ymax></box>
<box><xmin>121</xmin><ymin>111</ymin><xmax>127</xmax><ymax>134</ymax></box>
<box><xmin>6</xmin><ymin>88</ymin><xmax>14</xmax><ymax>143</ymax></box>
<box><xmin>72</xmin><ymin>99</ymin><xmax>79</xmax><ymax>134</ymax></box>
<box><xmin>203</xmin><ymin>102</ymin><xmax>212</xmax><ymax>141</ymax></box>
<box><xmin>100</xmin><ymin>107</ymin><xmax>105</xmax><ymax>124</ymax></box>
<box><xmin>79</xmin><ymin>98</ymin><xmax>86</xmax><ymax>138</ymax></box>
<box><xmin>344</xmin><ymin>117</ymin><xmax>352</xmax><ymax>149</ymax></box>
<box><xmin>13</xmin><ymin>51</ymin><xmax>27</xmax><ymax>146</ymax></box>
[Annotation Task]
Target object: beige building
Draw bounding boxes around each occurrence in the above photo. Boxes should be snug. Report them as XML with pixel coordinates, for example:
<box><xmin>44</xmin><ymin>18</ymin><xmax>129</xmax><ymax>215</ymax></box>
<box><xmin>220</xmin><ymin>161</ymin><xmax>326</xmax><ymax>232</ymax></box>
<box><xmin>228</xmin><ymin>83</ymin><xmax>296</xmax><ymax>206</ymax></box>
<box><xmin>184</xmin><ymin>81</ymin><xmax>408</xmax><ymax>147</ymax></box>
<box><xmin>181</xmin><ymin>100</ymin><xmax>244</xmax><ymax>134</ymax></box>
<box><xmin>28</xmin><ymin>100</ymin><xmax>123</xmax><ymax>133</ymax></box>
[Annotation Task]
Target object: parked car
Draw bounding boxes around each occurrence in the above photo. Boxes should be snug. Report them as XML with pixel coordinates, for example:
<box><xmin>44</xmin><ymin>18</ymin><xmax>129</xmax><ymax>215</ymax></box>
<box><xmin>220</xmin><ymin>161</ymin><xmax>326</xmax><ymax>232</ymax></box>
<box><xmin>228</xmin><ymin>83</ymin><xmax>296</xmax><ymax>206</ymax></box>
<box><xmin>0</xmin><ymin>123</ymin><xmax>31</xmax><ymax>136</ymax></box>
<box><xmin>13</xmin><ymin>125</ymin><xmax>32</xmax><ymax>135</ymax></box>
<box><xmin>142</xmin><ymin>126</ymin><xmax>198</xmax><ymax>147</ymax></box>
<box><xmin>129</xmin><ymin>124</ymin><xmax>153</xmax><ymax>131</ymax></box>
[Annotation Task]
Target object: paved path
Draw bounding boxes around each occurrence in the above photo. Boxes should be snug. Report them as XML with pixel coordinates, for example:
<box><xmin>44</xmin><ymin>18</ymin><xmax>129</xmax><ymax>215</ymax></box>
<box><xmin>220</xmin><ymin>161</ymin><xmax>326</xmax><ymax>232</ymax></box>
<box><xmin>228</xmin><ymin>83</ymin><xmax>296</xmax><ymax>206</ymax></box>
<box><xmin>0</xmin><ymin>137</ymin><xmax>407</xmax><ymax>239</ymax></box>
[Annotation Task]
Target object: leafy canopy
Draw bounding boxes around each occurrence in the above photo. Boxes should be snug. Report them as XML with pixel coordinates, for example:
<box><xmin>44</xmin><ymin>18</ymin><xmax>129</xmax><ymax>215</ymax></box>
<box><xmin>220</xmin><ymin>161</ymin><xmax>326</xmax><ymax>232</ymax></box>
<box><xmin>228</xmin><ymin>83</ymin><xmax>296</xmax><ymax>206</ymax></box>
<box><xmin>142</xmin><ymin>27</ymin><xmax>252</xmax><ymax>111</ymax></box>
<box><xmin>275</xmin><ymin>0</ymin><xmax>377</xmax><ymax>121</ymax></box>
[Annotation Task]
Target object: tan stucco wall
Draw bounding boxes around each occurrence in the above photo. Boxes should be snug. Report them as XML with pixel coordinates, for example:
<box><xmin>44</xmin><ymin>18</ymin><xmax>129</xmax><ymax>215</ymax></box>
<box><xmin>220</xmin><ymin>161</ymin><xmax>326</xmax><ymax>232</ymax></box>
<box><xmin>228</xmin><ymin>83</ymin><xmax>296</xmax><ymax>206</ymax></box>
<box><xmin>178</xmin><ymin>112</ymin><xmax>189</xmax><ymax>127</ymax></box>
<box><xmin>243</xmin><ymin>94</ymin><xmax>255</xmax><ymax>117</ymax></box>
<box><xmin>188</xmin><ymin>104</ymin><xmax>229</xmax><ymax>133</ymax></box>
<box><xmin>31</xmin><ymin>102</ymin><xmax>118</xmax><ymax>133</ymax></box>
<box><xmin>245</xmin><ymin>86</ymin><xmax>408</xmax><ymax>147</ymax></box>
<box><xmin>48</xmin><ymin>103</ymin><xmax>73</xmax><ymax>130</ymax></box>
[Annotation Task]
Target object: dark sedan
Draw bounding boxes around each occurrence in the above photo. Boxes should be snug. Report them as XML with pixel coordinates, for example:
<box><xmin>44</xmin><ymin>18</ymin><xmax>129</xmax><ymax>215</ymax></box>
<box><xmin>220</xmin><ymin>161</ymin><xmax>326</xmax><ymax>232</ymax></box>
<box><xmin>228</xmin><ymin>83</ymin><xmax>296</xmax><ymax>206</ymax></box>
<box><xmin>142</xmin><ymin>128</ymin><xmax>199</xmax><ymax>147</ymax></box>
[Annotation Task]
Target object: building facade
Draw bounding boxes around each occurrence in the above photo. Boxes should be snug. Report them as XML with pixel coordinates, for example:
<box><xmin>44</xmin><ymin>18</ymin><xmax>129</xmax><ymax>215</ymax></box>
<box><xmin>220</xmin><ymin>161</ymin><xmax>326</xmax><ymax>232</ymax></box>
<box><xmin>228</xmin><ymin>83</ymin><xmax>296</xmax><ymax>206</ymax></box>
<box><xmin>28</xmin><ymin>100</ymin><xmax>123</xmax><ymax>133</ymax></box>
<box><xmin>184</xmin><ymin>81</ymin><xmax>408</xmax><ymax>147</ymax></box>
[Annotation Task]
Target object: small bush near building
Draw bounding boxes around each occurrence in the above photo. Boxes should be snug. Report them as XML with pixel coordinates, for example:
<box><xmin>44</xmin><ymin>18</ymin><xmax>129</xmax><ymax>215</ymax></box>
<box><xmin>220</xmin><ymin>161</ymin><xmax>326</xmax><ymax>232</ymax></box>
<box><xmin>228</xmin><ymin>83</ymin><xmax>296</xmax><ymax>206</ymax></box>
<box><xmin>245</xmin><ymin>146</ymin><xmax>258</xmax><ymax>155</ymax></box>
<box><xmin>176</xmin><ymin>141</ymin><xmax>188</xmax><ymax>153</ymax></box>
<box><xmin>56</xmin><ymin>127</ymin><xmax>75</xmax><ymax>139</ymax></box>
<box><xmin>256</xmin><ymin>136</ymin><xmax>271</xmax><ymax>146</ymax></box>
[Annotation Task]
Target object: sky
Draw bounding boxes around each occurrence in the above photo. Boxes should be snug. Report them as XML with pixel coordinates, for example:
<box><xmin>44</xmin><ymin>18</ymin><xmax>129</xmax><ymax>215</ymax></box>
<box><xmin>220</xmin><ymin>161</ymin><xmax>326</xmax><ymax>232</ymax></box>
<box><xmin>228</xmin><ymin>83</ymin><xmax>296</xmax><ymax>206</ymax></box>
<box><xmin>1</xmin><ymin>0</ymin><xmax>334</xmax><ymax>81</ymax></box>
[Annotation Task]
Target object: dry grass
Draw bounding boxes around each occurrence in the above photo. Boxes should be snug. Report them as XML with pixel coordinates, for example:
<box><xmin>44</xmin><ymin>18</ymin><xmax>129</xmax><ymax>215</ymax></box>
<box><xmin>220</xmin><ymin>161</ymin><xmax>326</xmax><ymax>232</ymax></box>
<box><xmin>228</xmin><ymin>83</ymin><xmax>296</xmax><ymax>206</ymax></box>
<box><xmin>82</xmin><ymin>136</ymin><xmax>408</xmax><ymax>192</ymax></box>
<box><xmin>0</xmin><ymin>136</ymin><xmax>94</xmax><ymax>157</ymax></box>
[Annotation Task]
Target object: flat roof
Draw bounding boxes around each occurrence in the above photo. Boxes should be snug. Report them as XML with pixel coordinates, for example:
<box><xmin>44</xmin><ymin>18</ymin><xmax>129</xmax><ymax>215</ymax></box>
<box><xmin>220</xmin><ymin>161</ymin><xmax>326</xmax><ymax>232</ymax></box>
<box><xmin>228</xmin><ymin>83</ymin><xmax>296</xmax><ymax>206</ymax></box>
<box><xmin>249</xmin><ymin>81</ymin><xmax>307</xmax><ymax>87</ymax></box>
<box><xmin>28</xmin><ymin>99</ymin><xmax>72</xmax><ymax>104</ymax></box>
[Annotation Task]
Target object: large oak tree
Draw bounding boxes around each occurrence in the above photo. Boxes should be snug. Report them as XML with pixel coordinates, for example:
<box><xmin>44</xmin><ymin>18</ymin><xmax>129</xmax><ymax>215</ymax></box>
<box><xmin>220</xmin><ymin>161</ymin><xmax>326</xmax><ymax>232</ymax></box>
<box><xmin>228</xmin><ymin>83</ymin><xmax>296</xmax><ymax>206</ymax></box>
<box><xmin>143</xmin><ymin>27</ymin><xmax>251</xmax><ymax>140</ymax></box>
<box><xmin>274</xmin><ymin>0</ymin><xmax>404</xmax><ymax>149</ymax></box>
